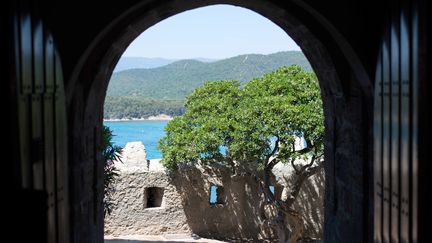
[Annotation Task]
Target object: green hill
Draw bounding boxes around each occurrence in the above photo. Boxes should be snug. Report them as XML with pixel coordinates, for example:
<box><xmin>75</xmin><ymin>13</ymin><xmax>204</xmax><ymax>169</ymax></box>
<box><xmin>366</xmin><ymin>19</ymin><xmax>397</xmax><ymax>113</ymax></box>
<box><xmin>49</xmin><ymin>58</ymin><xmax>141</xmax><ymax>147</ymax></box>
<box><xmin>104</xmin><ymin>51</ymin><xmax>311</xmax><ymax>119</ymax></box>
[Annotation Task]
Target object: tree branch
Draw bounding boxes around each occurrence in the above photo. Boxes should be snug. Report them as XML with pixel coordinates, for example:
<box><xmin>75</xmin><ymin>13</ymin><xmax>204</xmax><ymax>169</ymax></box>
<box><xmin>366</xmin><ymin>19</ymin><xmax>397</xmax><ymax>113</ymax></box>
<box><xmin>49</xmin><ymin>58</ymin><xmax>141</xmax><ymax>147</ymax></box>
<box><xmin>304</xmin><ymin>160</ymin><xmax>325</xmax><ymax>178</ymax></box>
<box><xmin>297</xmin><ymin>142</ymin><xmax>323</xmax><ymax>172</ymax></box>
<box><xmin>263</xmin><ymin>166</ymin><xmax>275</xmax><ymax>203</ymax></box>
<box><xmin>225</xmin><ymin>144</ymin><xmax>236</xmax><ymax>174</ymax></box>
<box><xmin>284</xmin><ymin>159</ymin><xmax>325</xmax><ymax>208</ymax></box>
<box><xmin>267</xmin><ymin>157</ymin><xmax>280</xmax><ymax>170</ymax></box>
<box><xmin>301</xmin><ymin>145</ymin><xmax>319</xmax><ymax>171</ymax></box>
<box><xmin>292</xmin><ymin>138</ymin><xmax>313</xmax><ymax>154</ymax></box>
<box><xmin>265</xmin><ymin>137</ymin><xmax>279</xmax><ymax>166</ymax></box>
<box><xmin>270</xmin><ymin>137</ymin><xmax>280</xmax><ymax>157</ymax></box>
<box><xmin>304</xmin><ymin>153</ymin><xmax>316</xmax><ymax>169</ymax></box>
<box><xmin>315</xmin><ymin>152</ymin><xmax>324</xmax><ymax>161</ymax></box>
<box><xmin>290</xmin><ymin>156</ymin><xmax>300</xmax><ymax>173</ymax></box>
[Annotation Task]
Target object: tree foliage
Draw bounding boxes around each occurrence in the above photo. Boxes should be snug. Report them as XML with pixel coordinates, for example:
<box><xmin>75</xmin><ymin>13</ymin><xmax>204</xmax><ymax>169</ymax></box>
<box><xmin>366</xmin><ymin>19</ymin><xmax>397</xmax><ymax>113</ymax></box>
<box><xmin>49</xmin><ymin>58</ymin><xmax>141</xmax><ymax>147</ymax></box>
<box><xmin>102</xmin><ymin>125</ymin><xmax>123</xmax><ymax>217</ymax></box>
<box><xmin>158</xmin><ymin>65</ymin><xmax>324</xmax><ymax>242</ymax></box>
<box><xmin>159</xmin><ymin>65</ymin><xmax>323</xmax><ymax>170</ymax></box>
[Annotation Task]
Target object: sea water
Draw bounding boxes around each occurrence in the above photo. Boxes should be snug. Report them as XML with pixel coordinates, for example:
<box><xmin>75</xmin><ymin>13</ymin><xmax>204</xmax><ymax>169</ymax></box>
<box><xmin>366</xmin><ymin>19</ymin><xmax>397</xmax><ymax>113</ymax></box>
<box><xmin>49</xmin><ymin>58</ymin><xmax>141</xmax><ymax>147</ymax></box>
<box><xmin>104</xmin><ymin>120</ymin><xmax>168</xmax><ymax>159</ymax></box>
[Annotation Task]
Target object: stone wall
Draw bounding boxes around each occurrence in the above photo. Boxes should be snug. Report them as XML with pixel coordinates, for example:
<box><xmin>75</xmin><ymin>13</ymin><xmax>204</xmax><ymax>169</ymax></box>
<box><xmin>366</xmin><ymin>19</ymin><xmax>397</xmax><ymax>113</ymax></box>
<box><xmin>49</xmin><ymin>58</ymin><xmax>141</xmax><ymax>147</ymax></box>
<box><xmin>104</xmin><ymin>142</ymin><xmax>324</xmax><ymax>240</ymax></box>
<box><xmin>170</xmin><ymin>165</ymin><xmax>268</xmax><ymax>240</ymax></box>
<box><xmin>104</xmin><ymin>165</ymin><xmax>191</xmax><ymax>235</ymax></box>
<box><xmin>105</xmin><ymin>142</ymin><xmax>190</xmax><ymax>235</ymax></box>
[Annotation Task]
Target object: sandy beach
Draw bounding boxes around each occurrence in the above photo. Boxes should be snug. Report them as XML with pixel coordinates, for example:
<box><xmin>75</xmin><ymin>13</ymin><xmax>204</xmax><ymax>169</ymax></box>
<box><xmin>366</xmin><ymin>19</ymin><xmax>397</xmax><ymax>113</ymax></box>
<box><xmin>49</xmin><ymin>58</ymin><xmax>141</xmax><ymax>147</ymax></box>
<box><xmin>104</xmin><ymin>114</ymin><xmax>173</xmax><ymax>122</ymax></box>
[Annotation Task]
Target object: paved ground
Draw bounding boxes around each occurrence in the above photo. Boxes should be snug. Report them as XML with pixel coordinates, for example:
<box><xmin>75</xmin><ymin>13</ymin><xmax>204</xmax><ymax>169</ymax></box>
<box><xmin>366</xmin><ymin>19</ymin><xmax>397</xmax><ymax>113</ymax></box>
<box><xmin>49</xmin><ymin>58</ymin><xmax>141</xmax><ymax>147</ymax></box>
<box><xmin>105</xmin><ymin>234</ymin><xmax>322</xmax><ymax>243</ymax></box>
<box><xmin>104</xmin><ymin>234</ymin><xmax>227</xmax><ymax>243</ymax></box>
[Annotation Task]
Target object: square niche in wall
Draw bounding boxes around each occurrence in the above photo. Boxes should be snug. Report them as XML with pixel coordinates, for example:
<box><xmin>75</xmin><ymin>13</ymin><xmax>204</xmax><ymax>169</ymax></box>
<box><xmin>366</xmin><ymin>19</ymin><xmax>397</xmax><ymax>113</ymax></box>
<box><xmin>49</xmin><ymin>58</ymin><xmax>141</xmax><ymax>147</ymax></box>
<box><xmin>209</xmin><ymin>185</ymin><xmax>225</xmax><ymax>205</ymax></box>
<box><xmin>144</xmin><ymin>187</ymin><xmax>164</xmax><ymax>208</ymax></box>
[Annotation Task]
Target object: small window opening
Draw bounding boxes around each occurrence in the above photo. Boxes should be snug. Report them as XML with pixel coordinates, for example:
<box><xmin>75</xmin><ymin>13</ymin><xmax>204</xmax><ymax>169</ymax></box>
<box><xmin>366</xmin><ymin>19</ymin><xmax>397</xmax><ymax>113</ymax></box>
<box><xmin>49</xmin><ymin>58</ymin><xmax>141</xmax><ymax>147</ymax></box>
<box><xmin>144</xmin><ymin>187</ymin><xmax>164</xmax><ymax>208</ymax></box>
<box><xmin>209</xmin><ymin>185</ymin><xmax>225</xmax><ymax>205</ymax></box>
<box><xmin>268</xmin><ymin>185</ymin><xmax>284</xmax><ymax>201</ymax></box>
<box><xmin>269</xmin><ymin>185</ymin><xmax>275</xmax><ymax>195</ymax></box>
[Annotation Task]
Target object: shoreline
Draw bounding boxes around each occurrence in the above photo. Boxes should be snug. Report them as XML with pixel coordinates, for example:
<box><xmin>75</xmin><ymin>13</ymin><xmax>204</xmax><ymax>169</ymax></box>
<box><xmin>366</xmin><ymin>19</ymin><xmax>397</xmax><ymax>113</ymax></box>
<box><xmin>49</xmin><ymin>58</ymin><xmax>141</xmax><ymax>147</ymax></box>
<box><xmin>103</xmin><ymin>114</ymin><xmax>173</xmax><ymax>122</ymax></box>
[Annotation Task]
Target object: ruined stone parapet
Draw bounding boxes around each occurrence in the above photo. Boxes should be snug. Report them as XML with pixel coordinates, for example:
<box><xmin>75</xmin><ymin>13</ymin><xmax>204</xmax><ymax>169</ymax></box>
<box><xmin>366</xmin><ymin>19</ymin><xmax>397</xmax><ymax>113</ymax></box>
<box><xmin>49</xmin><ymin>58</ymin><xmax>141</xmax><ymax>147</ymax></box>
<box><xmin>105</xmin><ymin>142</ymin><xmax>324</xmax><ymax>240</ymax></box>
<box><xmin>115</xmin><ymin>141</ymin><xmax>148</xmax><ymax>172</ymax></box>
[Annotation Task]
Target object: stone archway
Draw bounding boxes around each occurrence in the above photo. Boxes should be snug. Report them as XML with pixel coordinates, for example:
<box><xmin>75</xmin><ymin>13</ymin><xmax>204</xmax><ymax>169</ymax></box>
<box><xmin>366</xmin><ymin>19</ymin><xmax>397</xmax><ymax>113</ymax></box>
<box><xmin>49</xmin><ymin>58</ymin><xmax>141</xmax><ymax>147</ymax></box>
<box><xmin>66</xmin><ymin>1</ymin><xmax>373</xmax><ymax>242</ymax></box>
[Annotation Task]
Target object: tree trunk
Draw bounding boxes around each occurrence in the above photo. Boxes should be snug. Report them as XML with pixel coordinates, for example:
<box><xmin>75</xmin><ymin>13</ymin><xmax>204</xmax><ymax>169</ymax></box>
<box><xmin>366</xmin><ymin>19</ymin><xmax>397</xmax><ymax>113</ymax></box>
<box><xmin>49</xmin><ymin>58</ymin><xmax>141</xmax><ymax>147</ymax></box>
<box><xmin>264</xmin><ymin>201</ymin><xmax>304</xmax><ymax>243</ymax></box>
<box><xmin>263</xmin><ymin>162</ymin><xmax>323</xmax><ymax>242</ymax></box>
<box><xmin>263</xmin><ymin>166</ymin><xmax>297</xmax><ymax>242</ymax></box>
<box><xmin>225</xmin><ymin>145</ymin><xmax>237</xmax><ymax>174</ymax></box>
<box><xmin>271</xmin><ymin>208</ymin><xmax>303</xmax><ymax>243</ymax></box>
<box><xmin>271</xmin><ymin>212</ymin><xmax>290</xmax><ymax>243</ymax></box>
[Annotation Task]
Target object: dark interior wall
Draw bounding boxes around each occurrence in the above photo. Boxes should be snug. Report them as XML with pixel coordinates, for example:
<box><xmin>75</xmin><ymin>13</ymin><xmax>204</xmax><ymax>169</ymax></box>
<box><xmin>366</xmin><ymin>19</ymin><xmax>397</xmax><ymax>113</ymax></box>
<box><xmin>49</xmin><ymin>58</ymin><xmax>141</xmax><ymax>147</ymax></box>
<box><xmin>6</xmin><ymin>0</ymin><xmax>430</xmax><ymax>243</ymax></box>
<box><xmin>38</xmin><ymin>0</ymin><xmax>141</xmax><ymax>82</ymax></box>
<box><xmin>36</xmin><ymin>1</ymin><xmax>382</xmax><ymax>243</ymax></box>
<box><xmin>6</xmin><ymin>1</ymin><xmax>70</xmax><ymax>242</ymax></box>
<box><xmin>38</xmin><ymin>0</ymin><xmax>385</xmax><ymax>85</ymax></box>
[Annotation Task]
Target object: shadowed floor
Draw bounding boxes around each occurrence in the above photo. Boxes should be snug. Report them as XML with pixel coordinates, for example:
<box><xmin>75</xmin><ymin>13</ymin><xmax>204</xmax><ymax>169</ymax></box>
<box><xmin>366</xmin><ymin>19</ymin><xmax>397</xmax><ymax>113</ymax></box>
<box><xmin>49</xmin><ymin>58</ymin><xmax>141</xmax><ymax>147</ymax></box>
<box><xmin>104</xmin><ymin>235</ymin><xmax>227</xmax><ymax>243</ymax></box>
<box><xmin>104</xmin><ymin>234</ymin><xmax>322</xmax><ymax>243</ymax></box>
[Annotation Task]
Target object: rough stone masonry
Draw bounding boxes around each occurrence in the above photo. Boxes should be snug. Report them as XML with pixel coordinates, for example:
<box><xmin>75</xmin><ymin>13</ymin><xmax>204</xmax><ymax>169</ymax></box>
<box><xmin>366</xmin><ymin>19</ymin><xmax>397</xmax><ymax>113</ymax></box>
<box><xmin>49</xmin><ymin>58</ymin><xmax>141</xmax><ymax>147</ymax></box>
<box><xmin>104</xmin><ymin>142</ymin><xmax>324</xmax><ymax>241</ymax></box>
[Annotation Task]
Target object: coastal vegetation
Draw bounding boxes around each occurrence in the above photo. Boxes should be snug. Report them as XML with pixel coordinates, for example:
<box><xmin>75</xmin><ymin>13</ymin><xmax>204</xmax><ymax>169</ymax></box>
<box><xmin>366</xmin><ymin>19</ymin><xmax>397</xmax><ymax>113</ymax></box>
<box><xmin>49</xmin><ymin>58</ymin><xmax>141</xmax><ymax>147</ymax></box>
<box><xmin>102</xmin><ymin>125</ymin><xmax>123</xmax><ymax>217</ymax></box>
<box><xmin>104</xmin><ymin>97</ymin><xmax>184</xmax><ymax>119</ymax></box>
<box><xmin>158</xmin><ymin>65</ymin><xmax>323</xmax><ymax>243</ymax></box>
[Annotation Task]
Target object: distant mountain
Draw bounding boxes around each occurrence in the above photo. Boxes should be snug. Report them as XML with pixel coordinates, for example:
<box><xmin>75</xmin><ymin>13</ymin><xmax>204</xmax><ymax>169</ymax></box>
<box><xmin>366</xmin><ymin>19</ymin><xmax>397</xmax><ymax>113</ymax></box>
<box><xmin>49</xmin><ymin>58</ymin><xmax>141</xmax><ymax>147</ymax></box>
<box><xmin>113</xmin><ymin>57</ymin><xmax>177</xmax><ymax>72</ymax></box>
<box><xmin>104</xmin><ymin>51</ymin><xmax>312</xmax><ymax>119</ymax></box>
<box><xmin>107</xmin><ymin>51</ymin><xmax>311</xmax><ymax>99</ymax></box>
<box><xmin>113</xmin><ymin>57</ymin><xmax>219</xmax><ymax>72</ymax></box>
<box><xmin>193</xmin><ymin>57</ymin><xmax>219</xmax><ymax>62</ymax></box>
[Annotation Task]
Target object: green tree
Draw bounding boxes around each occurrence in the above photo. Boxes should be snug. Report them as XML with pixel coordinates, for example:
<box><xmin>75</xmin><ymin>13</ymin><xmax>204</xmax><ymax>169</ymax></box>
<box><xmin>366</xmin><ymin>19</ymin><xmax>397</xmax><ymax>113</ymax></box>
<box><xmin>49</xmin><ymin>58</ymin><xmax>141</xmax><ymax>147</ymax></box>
<box><xmin>102</xmin><ymin>125</ymin><xmax>123</xmax><ymax>217</ymax></box>
<box><xmin>158</xmin><ymin>65</ymin><xmax>324</xmax><ymax>243</ymax></box>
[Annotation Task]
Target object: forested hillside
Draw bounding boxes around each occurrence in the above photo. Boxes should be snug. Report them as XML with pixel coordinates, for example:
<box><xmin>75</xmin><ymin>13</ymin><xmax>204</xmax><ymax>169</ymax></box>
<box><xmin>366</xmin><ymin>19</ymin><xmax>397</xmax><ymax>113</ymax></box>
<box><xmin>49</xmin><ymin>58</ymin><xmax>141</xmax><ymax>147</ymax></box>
<box><xmin>113</xmin><ymin>57</ymin><xmax>218</xmax><ymax>72</ymax></box>
<box><xmin>104</xmin><ymin>97</ymin><xmax>185</xmax><ymax>119</ymax></box>
<box><xmin>104</xmin><ymin>51</ymin><xmax>311</xmax><ymax>119</ymax></box>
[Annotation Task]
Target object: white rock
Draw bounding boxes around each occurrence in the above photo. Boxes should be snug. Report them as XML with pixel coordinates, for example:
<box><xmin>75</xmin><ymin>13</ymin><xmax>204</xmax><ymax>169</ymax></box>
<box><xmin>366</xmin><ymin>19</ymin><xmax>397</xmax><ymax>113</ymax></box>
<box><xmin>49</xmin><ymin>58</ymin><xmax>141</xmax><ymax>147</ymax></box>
<box><xmin>148</xmin><ymin>159</ymin><xmax>165</xmax><ymax>171</ymax></box>
<box><xmin>116</xmin><ymin>141</ymin><xmax>148</xmax><ymax>172</ymax></box>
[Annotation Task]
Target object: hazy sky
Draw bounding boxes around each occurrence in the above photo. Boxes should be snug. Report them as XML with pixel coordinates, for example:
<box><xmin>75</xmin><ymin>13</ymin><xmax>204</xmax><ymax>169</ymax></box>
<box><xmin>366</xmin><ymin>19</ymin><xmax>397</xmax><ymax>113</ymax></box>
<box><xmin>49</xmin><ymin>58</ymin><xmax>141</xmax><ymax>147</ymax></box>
<box><xmin>122</xmin><ymin>4</ymin><xmax>300</xmax><ymax>59</ymax></box>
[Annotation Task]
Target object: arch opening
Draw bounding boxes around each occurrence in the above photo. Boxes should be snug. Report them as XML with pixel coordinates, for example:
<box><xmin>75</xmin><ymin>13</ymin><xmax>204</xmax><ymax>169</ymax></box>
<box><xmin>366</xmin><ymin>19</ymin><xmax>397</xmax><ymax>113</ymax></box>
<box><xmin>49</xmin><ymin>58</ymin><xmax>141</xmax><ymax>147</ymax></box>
<box><xmin>103</xmin><ymin>5</ymin><xmax>325</xmax><ymax>241</ymax></box>
<box><xmin>66</xmin><ymin>1</ymin><xmax>373</xmax><ymax>242</ymax></box>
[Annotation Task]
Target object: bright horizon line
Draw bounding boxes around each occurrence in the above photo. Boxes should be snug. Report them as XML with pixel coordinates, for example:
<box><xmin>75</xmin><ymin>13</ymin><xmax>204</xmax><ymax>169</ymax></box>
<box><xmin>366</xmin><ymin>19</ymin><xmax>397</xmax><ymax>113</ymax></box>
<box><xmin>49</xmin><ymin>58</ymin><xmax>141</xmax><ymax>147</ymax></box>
<box><xmin>121</xmin><ymin>49</ymin><xmax>301</xmax><ymax>60</ymax></box>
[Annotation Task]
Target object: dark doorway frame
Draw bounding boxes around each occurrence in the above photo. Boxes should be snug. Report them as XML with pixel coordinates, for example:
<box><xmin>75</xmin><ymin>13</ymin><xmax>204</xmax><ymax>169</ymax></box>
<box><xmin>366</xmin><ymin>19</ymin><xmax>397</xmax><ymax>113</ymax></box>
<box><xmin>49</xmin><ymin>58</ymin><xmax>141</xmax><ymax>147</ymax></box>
<box><xmin>66</xmin><ymin>1</ymin><xmax>373</xmax><ymax>242</ymax></box>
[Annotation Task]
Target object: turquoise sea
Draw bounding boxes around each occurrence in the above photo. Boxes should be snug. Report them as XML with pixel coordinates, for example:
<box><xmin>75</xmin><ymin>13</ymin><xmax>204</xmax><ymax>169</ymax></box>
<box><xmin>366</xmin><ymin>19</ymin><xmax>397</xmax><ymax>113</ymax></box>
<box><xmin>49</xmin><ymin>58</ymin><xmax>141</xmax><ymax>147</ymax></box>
<box><xmin>104</xmin><ymin>120</ymin><xmax>169</xmax><ymax>159</ymax></box>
